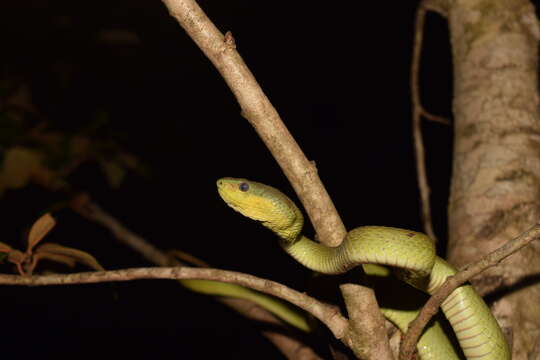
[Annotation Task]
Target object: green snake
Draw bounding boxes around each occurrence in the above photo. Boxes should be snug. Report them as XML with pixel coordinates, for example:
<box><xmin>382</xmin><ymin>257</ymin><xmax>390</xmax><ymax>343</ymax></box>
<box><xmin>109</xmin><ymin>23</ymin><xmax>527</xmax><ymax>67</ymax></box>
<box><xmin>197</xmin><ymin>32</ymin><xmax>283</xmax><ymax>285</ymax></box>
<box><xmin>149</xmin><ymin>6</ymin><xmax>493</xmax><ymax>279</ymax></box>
<box><xmin>215</xmin><ymin>177</ymin><xmax>510</xmax><ymax>360</ymax></box>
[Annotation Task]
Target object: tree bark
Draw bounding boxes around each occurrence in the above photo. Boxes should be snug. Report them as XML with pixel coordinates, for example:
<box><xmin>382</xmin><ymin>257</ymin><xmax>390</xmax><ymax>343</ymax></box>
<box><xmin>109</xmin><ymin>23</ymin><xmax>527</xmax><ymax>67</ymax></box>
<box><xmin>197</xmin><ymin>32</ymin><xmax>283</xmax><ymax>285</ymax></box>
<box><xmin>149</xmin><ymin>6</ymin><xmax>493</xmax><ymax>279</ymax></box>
<box><xmin>446</xmin><ymin>0</ymin><xmax>540</xmax><ymax>358</ymax></box>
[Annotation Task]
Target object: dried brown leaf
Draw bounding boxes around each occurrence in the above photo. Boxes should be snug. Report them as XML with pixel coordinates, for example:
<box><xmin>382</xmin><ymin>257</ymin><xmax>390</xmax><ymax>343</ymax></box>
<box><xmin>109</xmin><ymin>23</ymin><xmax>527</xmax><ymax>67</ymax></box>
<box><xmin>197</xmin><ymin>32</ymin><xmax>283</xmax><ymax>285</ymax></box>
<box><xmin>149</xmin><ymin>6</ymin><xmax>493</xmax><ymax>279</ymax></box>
<box><xmin>7</xmin><ymin>249</ymin><xmax>25</xmax><ymax>264</ymax></box>
<box><xmin>27</xmin><ymin>213</ymin><xmax>56</xmax><ymax>253</ymax></box>
<box><xmin>36</xmin><ymin>243</ymin><xmax>104</xmax><ymax>271</ymax></box>
<box><xmin>0</xmin><ymin>242</ymin><xmax>13</xmax><ymax>253</ymax></box>
<box><xmin>33</xmin><ymin>252</ymin><xmax>77</xmax><ymax>269</ymax></box>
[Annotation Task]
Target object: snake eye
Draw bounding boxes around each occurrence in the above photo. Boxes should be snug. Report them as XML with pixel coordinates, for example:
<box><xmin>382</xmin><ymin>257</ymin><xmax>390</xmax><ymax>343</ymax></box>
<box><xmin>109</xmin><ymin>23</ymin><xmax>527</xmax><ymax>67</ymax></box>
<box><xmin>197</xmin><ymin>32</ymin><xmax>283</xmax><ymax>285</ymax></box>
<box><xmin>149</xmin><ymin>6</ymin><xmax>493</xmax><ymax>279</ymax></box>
<box><xmin>239</xmin><ymin>182</ymin><xmax>250</xmax><ymax>192</ymax></box>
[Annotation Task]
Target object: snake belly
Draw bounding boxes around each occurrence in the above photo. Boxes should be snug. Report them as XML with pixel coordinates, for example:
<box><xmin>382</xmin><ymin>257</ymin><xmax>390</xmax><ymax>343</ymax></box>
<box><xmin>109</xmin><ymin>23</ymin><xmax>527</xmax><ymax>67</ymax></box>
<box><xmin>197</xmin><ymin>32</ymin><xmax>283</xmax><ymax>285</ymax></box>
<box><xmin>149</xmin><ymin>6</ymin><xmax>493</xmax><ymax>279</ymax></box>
<box><xmin>217</xmin><ymin>177</ymin><xmax>510</xmax><ymax>360</ymax></box>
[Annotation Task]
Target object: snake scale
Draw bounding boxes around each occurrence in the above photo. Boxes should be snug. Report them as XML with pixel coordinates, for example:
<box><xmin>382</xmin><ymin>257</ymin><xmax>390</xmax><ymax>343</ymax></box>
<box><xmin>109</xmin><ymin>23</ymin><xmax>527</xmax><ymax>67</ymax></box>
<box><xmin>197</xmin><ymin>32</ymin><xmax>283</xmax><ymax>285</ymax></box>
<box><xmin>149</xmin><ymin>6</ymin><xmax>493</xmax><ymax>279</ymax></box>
<box><xmin>215</xmin><ymin>177</ymin><xmax>510</xmax><ymax>360</ymax></box>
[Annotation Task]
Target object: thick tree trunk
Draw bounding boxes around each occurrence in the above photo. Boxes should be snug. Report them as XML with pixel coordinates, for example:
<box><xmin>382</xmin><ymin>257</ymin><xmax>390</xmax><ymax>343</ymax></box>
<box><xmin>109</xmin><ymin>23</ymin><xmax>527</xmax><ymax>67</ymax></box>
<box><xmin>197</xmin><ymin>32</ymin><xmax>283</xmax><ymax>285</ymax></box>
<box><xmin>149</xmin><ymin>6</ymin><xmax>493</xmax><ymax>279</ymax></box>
<box><xmin>446</xmin><ymin>0</ymin><xmax>540</xmax><ymax>358</ymax></box>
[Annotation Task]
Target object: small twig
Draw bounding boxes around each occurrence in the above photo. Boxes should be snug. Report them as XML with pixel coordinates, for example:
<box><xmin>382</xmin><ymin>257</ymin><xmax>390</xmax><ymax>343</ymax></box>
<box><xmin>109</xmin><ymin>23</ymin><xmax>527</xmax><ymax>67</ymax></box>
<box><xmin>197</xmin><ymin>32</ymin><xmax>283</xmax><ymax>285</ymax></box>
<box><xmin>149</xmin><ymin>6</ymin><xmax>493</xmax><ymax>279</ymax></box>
<box><xmin>410</xmin><ymin>2</ymin><xmax>438</xmax><ymax>242</ymax></box>
<box><xmin>410</xmin><ymin>1</ymin><xmax>451</xmax><ymax>127</ymax></box>
<box><xmin>399</xmin><ymin>222</ymin><xmax>540</xmax><ymax>360</ymax></box>
<box><xmin>410</xmin><ymin>1</ymin><xmax>452</xmax><ymax>242</ymax></box>
<box><xmin>341</xmin><ymin>284</ymin><xmax>394</xmax><ymax>360</ymax></box>
<box><xmin>421</xmin><ymin>111</ymin><xmax>450</xmax><ymax>125</ymax></box>
<box><xmin>160</xmin><ymin>0</ymin><xmax>346</xmax><ymax>247</ymax></box>
<box><xmin>0</xmin><ymin>266</ymin><xmax>349</xmax><ymax>340</ymax></box>
<box><xmin>75</xmin><ymin>202</ymin><xmax>172</xmax><ymax>267</ymax></box>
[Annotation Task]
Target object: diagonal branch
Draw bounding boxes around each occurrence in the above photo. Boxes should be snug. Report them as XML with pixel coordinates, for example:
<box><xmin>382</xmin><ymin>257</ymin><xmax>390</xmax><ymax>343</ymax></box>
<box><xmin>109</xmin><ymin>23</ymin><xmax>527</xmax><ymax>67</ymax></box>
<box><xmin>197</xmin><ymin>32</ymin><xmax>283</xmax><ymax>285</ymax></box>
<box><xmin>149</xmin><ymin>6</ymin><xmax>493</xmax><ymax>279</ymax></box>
<box><xmin>74</xmin><ymin>201</ymin><xmax>322</xmax><ymax>360</ymax></box>
<box><xmin>410</xmin><ymin>2</ymin><xmax>437</xmax><ymax>242</ymax></box>
<box><xmin>399</xmin><ymin>221</ymin><xmax>540</xmax><ymax>360</ymax></box>
<box><xmin>160</xmin><ymin>0</ymin><xmax>346</xmax><ymax>247</ymax></box>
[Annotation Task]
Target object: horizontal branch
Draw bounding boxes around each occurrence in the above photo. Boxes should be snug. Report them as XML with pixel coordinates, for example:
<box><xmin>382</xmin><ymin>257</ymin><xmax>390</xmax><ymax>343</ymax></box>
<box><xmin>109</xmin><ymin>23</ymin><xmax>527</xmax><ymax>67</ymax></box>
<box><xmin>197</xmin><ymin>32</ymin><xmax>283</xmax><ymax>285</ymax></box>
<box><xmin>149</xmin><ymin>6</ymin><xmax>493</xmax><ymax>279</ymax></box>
<box><xmin>0</xmin><ymin>266</ymin><xmax>349</xmax><ymax>340</ymax></box>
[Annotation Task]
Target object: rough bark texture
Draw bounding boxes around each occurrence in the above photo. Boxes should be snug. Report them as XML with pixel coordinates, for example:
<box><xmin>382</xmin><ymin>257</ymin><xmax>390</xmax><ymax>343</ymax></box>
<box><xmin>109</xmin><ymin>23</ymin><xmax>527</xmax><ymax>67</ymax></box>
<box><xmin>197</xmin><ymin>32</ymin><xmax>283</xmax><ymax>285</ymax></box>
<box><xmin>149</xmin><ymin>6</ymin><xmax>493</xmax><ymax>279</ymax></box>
<box><xmin>341</xmin><ymin>284</ymin><xmax>393</xmax><ymax>360</ymax></box>
<box><xmin>447</xmin><ymin>0</ymin><xmax>540</xmax><ymax>358</ymax></box>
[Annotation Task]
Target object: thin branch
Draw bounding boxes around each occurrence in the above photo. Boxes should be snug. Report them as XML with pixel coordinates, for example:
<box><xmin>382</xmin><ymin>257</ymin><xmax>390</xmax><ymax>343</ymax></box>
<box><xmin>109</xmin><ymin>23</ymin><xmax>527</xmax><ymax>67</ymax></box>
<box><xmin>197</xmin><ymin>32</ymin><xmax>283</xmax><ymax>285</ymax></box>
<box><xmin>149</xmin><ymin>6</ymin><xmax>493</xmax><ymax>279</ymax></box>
<box><xmin>160</xmin><ymin>0</ymin><xmax>346</xmax><ymax>247</ymax></box>
<box><xmin>410</xmin><ymin>2</ymin><xmax>451</xmax><ymax>127</ymax></box>
<box><xmin>421</xmin><ymin>111</ymin><xmax>450</xmax><ymax>125</ymax></box>
<box><xmin>74</xmin><ymin>202</ymin><xmax>172</xmax><ymax>267</ymax></box>
<box><xmin>410</xmin><ymin>3</ymin><xmax>437</xmax><ymax>242</ymax></box>
<box><xmin>74</xmin><ymin>201</ymin><xmax>322</xmax><ymax>360</ymax></box>
<box><xmin>399</xmin><ymin>221</ymin><xmax>540</xmax><ymax>360</ymax></box>
<box><xmin>341</xmin><ymin>284</ymin><xmax>394</xmax><ymax>360</ymax></box>
<box><xmin>0</xmin><ymin>266</ymin><xmax>349</xmax><ymax>340</ymax></box>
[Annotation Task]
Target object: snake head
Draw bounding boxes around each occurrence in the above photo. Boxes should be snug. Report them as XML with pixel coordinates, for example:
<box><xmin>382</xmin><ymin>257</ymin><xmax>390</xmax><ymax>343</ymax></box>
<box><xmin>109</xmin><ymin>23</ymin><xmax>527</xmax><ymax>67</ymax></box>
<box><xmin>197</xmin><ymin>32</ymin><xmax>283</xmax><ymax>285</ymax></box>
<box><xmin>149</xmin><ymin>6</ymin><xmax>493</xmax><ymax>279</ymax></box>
<box><xmin>216</xmin><ymin>177</ymin><xmax>303</xmax><ymax>240</ymax></box>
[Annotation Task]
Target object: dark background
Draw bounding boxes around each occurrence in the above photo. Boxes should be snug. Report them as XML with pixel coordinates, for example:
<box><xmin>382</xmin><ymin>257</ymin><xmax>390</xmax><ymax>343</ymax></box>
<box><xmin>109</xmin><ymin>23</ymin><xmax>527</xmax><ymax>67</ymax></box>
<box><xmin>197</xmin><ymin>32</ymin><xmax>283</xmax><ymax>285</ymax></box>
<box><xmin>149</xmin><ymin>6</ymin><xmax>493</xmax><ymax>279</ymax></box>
<box><xmin>0</xmin><ymin>0</ymin><xmax>495</xmax><ymax>358</ymax></box>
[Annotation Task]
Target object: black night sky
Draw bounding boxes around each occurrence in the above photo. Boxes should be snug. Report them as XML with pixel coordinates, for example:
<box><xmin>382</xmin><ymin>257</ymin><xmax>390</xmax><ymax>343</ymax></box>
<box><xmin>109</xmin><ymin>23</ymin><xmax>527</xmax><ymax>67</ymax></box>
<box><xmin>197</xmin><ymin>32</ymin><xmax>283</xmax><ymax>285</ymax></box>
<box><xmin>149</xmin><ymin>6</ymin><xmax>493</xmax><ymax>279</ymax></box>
<box><xmin>0</xmin><ymin>1</ymin><xmax>491</xmax><ymax>359</ymax></box>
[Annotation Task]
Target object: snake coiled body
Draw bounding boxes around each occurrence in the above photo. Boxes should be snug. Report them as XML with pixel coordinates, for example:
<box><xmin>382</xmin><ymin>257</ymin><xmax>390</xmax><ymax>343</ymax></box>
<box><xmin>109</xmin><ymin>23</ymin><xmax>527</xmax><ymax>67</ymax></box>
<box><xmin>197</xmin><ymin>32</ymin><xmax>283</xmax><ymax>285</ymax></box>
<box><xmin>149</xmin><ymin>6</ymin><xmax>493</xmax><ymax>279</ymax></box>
<box><xmin>217</xmin><ymin>177</ymin><xmax>510</xmax><ymax>360</ymax></box>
